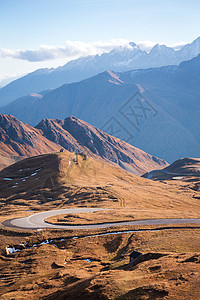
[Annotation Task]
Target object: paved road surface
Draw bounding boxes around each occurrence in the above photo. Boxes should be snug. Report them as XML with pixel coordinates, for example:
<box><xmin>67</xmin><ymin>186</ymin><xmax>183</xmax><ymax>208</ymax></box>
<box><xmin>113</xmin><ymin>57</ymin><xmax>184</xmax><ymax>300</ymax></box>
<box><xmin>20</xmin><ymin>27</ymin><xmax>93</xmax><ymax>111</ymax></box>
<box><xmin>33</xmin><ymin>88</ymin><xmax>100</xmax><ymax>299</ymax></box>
<box><xmin>3</xmin><ymin>208</ymin><xmax>200</xmax><ymax>230</ymax></box>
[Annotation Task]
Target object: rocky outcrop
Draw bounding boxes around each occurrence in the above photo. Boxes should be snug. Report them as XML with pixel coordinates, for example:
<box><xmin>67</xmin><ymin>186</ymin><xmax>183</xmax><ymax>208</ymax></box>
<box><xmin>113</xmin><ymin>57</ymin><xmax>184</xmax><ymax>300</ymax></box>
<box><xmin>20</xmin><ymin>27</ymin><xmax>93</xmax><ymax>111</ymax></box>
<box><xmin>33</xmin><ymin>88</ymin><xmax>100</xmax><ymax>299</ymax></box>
<box><xmin>36</xmin><ymin>116</ymin><xmax>168</xmax><ymax>175</ymax></box>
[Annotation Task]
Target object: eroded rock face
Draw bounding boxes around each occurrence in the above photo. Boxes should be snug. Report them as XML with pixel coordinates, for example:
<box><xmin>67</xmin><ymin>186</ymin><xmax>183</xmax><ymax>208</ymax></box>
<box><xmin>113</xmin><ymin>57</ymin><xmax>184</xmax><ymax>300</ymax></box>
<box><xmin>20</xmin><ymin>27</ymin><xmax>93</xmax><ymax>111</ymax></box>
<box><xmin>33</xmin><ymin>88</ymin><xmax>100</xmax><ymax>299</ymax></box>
<box><xmin>0</xmin><ymin>114</ymin><xmax>60</xmax><ymax>169</ymax></box>
<box><xmin>36</xmin><ymin>116</ymin><xmax>168</xmax><ymax>175</ymax></box>
<box><xmin>0</xmin><ymin>113</ymin><xmax>167</xmax><ymax>173</ymax></box>
<box><xmin>0</xmin><ymin>114</ymin><xmax>59</xmax><ymax>156</ymax></box>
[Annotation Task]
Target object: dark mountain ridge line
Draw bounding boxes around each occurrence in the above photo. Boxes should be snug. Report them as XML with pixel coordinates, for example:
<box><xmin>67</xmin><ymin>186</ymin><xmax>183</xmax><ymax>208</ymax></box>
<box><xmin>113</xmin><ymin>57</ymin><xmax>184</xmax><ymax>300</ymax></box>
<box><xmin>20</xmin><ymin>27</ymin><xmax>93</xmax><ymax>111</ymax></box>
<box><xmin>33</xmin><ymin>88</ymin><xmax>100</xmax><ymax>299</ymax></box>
<box><xmin>0</xmin><ymin>36</ymin><xmax>200</xmax><ymax>107</ymax></box>
<box><xmin>36</xmin><ymin>115</ymin><xmax>168</xmax><ymax>174</ymax></box>
<box><xmin>0</xmin><ymin>114</ymin><xmax>61</xmax><ymax>169</ymax></box>
<box><xmin>0</xmin><ymin>114</ymin><xmax>167</xmax><ymax>173</ymax></box>
<box><xmin>1</xmin><ymin>54</ymin><xmax>200</xmax><ymax>162</ymax></box>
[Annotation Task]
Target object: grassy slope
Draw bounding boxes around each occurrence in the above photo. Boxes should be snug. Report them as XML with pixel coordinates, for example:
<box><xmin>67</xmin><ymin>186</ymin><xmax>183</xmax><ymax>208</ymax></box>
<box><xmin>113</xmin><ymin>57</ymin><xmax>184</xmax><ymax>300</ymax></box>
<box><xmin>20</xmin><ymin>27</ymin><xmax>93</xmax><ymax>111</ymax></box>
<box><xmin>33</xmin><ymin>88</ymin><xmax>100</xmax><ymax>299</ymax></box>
<box><xmin>0</xmin><ymin>227</ymin><xmax>199</xmax><ymax>299</ymax></box>
<box><xmin>0</xmin><ymin>152</ymin><xmax>200</xmax><ymax>299</ymax></box>
<box><xmin>143</xmin><ymin>158</ymin><xmax>200</xmax><ymax>180</ymax></box>
<box><xmin>0</xmin><ymin>151</ymin><xmax>200</xmax><ymax>221</ymax></box>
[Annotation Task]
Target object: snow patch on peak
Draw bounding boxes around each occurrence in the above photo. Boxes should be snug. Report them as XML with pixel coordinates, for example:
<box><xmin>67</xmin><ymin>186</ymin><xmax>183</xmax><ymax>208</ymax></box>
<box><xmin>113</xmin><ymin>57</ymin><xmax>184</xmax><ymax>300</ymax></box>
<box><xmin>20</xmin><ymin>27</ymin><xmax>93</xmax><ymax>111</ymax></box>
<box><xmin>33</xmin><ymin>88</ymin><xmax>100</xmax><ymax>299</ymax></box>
<box><xmin>151</xmin><ymin>44</ymin><xmax>166</xmax><ymax>52</ymax></box>
<box><xmin>136</xmin><ymin>83</ymin><xmax>145</xmax><ymax>94</ymax></box>
<box><xmin>108</xmin><ymin>79</ymin><xmax>121</xmax><ymax>85</ymax></box>
<box><xmin>107</xmin><ymin>70</ymin><xmax>124</xmax><ymax>85</ymax></box>
<box><xmin>30</xmin><ymin>93</ymin><xmax>43</xmax><ymax>99</ymax></box>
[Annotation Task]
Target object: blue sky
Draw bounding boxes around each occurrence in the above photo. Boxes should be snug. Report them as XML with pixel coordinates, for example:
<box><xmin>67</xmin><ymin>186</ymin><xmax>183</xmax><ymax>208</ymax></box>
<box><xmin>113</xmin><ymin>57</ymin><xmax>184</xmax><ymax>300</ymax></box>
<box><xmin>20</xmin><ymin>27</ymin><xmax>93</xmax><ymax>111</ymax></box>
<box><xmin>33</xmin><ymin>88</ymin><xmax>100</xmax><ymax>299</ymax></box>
<box><xmin>0</xmin><ymin>0</ymin><xmax>200</xmax><ymax>81</ymax></box>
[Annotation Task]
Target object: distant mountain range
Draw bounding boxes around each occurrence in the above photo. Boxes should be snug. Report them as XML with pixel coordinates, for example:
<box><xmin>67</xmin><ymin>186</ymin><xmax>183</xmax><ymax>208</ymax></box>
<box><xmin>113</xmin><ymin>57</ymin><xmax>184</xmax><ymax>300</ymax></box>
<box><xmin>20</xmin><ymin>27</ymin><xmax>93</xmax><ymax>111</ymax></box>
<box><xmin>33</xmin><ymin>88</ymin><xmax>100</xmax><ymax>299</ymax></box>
<box><xmin>0</xmin><ymin>75</ymin><xmax>22</xmax><ymax>89</ymax></box>
<box><xmin>1</xmin><ymin>54</ymin><xmax>200</xmax><ymax>162</ymax></box>
<box><xmin>0</xmin><ymin>37</ymin><xmax>200</xmax><ymax>106</ymax></box>
<box><xmin>0</xmin><ymin>114</ymin><xmax>167</xmax><ymax>173</ymax></box>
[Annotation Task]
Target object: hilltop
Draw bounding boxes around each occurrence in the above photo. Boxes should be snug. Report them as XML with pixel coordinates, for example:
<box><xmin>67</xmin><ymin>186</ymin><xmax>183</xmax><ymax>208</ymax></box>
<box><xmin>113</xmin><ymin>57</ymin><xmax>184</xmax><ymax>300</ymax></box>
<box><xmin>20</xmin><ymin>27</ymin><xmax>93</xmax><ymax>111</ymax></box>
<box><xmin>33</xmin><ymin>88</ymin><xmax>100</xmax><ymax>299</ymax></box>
<box><xmin>1</xmin><ymin>54</ymin><xmax>200</xmax><ymax>162</ymax></box>
<box><xmin>36</xmin><ymin>116</ymin><xmax>167</xmax><ymax>175</ymax></box>
<box><xmin>143</xmin><ymin>157</ymin><xmax>200</xmax><ymax>181</ymax></box>
<box><xmin>0</xmin><ymin>151</ymin><xmax>200</xmax><ymax>299</ymax></box>
<box><xmin>0</xmin><ymin>114</ymin><xmax>167</xmax><ymax>173</ymax></box>
<box><xmin>0</xmin><ymin>37</ymin><xmax>200</xmax><ymax>107</ymax></box>
<box><xmin>0</xmin><ymin>114</ymin><xmax>60</xmax><ymax>169</ymax></box>
<box><xmin>0</xmin><ymin>151</ymin><xmax>199</xmax><ymax>221</ymax></box>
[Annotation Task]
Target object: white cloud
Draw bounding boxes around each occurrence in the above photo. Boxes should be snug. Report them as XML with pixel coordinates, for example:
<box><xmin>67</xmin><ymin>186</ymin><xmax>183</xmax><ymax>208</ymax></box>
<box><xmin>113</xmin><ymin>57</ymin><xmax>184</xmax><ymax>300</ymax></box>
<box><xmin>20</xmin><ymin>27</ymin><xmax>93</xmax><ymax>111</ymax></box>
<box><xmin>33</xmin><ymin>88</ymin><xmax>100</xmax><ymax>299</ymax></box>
<box><xmin>169</xmin><ymin>42</ymin><xmax>187</xmax><ymax>50</ymax></box>
<box><xmin>0</xmin><ymin>39</ymin><xmax>131</xmax><ymax>62</ymax></box>
<box><xmin>136</xmin><ymin>41</ymin><xmax>157</xmax><ymax>52</ymax></box>
<box><xmin>0</xmin><ymin>39</ymin><xmax>187</xmax><ymax>62</ymax></box>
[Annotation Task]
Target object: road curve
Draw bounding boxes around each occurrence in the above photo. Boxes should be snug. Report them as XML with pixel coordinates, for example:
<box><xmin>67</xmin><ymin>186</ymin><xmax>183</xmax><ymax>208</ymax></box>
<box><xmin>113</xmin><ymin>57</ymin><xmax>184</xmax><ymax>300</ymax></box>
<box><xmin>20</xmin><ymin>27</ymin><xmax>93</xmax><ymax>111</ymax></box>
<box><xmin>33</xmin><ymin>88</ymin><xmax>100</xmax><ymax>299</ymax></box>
<box><xmin>3</xmin><ymin>208</ymin><xmax>200</xmax><ymax>230</ymax></box>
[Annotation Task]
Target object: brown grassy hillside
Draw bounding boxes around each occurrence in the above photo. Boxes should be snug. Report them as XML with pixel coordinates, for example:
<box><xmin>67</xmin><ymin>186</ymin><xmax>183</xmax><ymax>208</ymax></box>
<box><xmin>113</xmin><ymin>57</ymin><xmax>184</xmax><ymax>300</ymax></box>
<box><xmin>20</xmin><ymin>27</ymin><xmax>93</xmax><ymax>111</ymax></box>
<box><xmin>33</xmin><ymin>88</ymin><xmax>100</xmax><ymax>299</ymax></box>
<box><xmin>36</xmin><ymin>116</ymin><xmax>168</xmax><ymax>175</ymax></box>
<box><xmin>0</xmin><ymin>114</ymin><xmax>168</xmax><ymax>174</ymax></box>
<box><xmin>0</xmin><ymin>227</ymin><xmax>199</xmax><ymax>300</ymax></box>
<box><xmin>0</xmin><ymin>152</ymin><xmax>200</xmax><ymax>299</ymax></box>
<box><xmin>0</xmin><ymin>114</ymin><xmax>60</xmax><ymax>169</ymax></box>
<box><xmin>0</xmin><ymin>151</ymin><xmax>199</xmax><ymax>221</ymax></box>
<box><xmin>143</xmin><ymin>157</ymin><xmax>200</xmax><ymax>181</ymax></box>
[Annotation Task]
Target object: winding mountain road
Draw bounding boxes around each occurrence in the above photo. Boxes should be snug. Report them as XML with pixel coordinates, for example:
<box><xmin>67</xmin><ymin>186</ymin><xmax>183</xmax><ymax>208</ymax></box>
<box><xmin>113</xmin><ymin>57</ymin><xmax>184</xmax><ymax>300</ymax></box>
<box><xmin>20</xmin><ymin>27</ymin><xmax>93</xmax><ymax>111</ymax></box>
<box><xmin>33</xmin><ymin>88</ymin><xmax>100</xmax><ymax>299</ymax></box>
<box><xmin>3</xmin><ymin>208</ymin><xmax>200</xmax><ymax>230</ymax></box>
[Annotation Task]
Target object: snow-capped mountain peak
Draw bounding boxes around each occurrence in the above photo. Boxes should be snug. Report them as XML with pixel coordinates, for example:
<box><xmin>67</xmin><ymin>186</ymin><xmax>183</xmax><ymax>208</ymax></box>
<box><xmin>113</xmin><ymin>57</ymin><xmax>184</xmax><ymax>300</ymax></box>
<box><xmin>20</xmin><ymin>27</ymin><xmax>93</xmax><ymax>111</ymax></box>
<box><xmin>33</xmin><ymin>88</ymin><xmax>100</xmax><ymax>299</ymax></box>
<box><xmin>1</xmin><ymin>37</ymin><xmax>200</xmax><ymax>107</ymax></box>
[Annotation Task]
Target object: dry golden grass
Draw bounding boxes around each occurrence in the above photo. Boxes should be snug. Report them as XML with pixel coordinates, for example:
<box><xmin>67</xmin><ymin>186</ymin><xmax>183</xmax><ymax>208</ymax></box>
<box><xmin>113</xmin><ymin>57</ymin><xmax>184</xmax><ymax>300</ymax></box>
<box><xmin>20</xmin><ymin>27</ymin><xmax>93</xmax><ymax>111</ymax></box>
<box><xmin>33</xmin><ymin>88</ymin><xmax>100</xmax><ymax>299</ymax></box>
<box><xmin>143</xmin><ymin>158</ymin><xmax>200</xmax><ymax>181</ymax></box>
<box><xmin>0</xmin><ymin>152</ymin><xmax>200</xmax><ymax>299</ymax></box>
<box><xmin>0</xmin><ymin>151</ymin><xmax>199</xmax><ymax>224</ymax></box>
<box><xmin>0</xmin><ymin>227</ymin><xmax>199</xmax><ymax>299</ymax></box>
<box><xmin>45</xmin><ymin>207</ymin><xmax>200</xmax><ymax>226</ymax></box>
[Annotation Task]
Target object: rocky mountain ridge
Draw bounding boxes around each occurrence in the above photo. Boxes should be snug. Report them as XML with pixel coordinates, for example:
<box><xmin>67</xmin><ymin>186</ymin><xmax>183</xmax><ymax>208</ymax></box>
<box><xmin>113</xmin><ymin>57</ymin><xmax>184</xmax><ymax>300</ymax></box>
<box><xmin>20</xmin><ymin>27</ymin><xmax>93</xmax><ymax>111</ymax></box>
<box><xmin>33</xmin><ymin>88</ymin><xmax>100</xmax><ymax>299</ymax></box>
<box><xmin>0</xmin><ymin>114</ymin><xmax>167</xmax><ymax>173</ymax></box>
<box><xmin>0</xmin><ymin>37</ymin><xmax>200</xmax><ymax>106</ymax></box>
